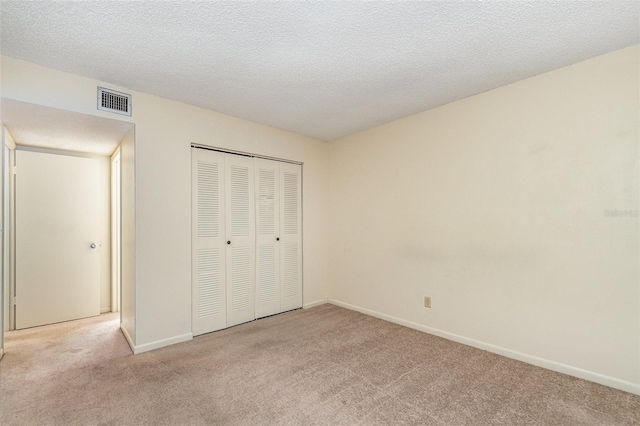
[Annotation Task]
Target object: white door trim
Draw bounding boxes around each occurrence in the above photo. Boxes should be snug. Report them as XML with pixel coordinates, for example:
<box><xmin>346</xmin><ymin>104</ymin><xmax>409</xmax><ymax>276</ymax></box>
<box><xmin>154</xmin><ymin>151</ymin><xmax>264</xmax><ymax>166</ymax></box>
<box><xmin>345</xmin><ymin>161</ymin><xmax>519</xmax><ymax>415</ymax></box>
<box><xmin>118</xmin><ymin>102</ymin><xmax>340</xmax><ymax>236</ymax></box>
<box><xmin>111</xmin><ymin>148</ymin><xmax>121</xmax><ymax>313</ymax></box>
<box><xmin>190</xmin><ymin>144</ymin><xmax>302</xmax><ymax>165</ymax></box>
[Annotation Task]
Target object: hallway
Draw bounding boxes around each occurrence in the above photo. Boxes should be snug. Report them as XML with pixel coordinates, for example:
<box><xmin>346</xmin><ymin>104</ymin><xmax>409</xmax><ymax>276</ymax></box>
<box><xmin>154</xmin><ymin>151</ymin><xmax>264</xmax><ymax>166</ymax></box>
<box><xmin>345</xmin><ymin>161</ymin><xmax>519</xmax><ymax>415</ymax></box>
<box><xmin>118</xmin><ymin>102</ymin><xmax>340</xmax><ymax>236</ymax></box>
<box><xmin>0</xmin><ymin>313</ymin><xmax>132</xmax><ymax>424</ymax></box>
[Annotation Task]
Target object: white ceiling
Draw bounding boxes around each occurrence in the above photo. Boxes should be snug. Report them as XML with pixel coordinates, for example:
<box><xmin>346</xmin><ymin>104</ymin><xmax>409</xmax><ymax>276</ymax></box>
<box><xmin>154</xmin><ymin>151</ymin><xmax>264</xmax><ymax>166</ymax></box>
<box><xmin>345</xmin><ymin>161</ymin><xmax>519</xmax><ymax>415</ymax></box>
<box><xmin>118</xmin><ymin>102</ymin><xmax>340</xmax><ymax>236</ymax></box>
<box><xmin>1</xmin><ymin>1</ymin><xmax>638</xmax><ymax>141</ymax></box>
<box><xmin>2</xmin><ymin>99</ymin><xmax>133</xmax><ymax>156</ymax></box>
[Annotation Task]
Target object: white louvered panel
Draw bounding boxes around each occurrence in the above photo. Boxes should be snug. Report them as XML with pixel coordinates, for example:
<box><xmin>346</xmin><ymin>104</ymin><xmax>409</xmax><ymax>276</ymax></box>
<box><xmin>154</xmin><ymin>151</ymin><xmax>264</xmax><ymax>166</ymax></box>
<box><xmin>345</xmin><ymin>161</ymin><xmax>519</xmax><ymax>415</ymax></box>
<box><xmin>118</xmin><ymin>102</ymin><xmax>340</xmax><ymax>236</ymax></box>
<box><xmin>283</xmin><ymin>171</ymin><xmax>298</xmax><ymax>235</ymax></box>
<box><xmin>257</xmin><ymin>244</ymin><xmax>277</xmax><ymax>303</ymax></box>
<box><xmin>280</xmin><ymin>162</ymin><xmax>302</xmax><ymax>312</ymax></box>
<box><xmin>258</xmin><ymin>168</ymin><xmax>276</xmax><ymax>236</ymax></box>
<box><xmin>254</xmin><ymin>158</ymin><xmax>280</xmax><ymax>319</ymax></box>
<box><xmin>192</xmin><ymin>148</ymin><xmax>226</xmax><ymax>336</ymax></box>
<box><xmin>225</xmin><ymin>154</ymin><xmax>255</xmax><ymax>327</ymax></box>
<box><xmin>197</xmin><ymin>161</ymin><xmax>219</xmax><ymax>238</ymax></box>
<box><xmin>230</xmin><ymin>246</ymin><xmax>251</xmax><ymax>311</ymax></box>
<box><xmin>198</xmin><ymin>248</ymin><xmax>222</xmax><ymax>317</ymax></box>
<box><xmin>230</xmin><ymin>165</ymin><xmax>251</xmax><ymax>237</ymax></box>
<box><xmin>283</xmin><ymin>243</ymin><xmax>299</xmax><ymax>298</ymax></box>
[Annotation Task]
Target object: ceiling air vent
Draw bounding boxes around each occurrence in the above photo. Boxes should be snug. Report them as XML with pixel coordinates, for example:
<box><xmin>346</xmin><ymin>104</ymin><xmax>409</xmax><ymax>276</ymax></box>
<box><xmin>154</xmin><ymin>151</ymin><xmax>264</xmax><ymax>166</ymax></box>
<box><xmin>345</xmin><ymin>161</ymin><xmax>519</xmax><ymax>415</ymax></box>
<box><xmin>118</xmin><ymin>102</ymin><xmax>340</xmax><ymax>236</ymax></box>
<box><xmin>97</xmin><ymin>87</ymin><xmax>132</xmax><ymax>116</ymax></box>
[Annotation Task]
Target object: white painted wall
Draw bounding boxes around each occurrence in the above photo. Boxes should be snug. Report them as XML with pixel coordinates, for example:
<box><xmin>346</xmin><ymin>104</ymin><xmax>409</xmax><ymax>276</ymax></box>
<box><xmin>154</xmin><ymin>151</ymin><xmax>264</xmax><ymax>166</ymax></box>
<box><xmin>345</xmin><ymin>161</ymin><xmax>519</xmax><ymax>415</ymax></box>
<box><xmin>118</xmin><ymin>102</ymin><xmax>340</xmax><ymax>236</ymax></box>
<box><xmin>0</xmin><ymin>56</ymin><xmax>330</xmax><ymax>351</ymax></box>
<box><xmin>328</xmin><ymin>45</ymin><xmax>640</xmax><ymax>393</ymax></box>
<box><xmin>120</xmin><ymin>128</ymin><xmax>135</xmax><ymax>347</ymax></box>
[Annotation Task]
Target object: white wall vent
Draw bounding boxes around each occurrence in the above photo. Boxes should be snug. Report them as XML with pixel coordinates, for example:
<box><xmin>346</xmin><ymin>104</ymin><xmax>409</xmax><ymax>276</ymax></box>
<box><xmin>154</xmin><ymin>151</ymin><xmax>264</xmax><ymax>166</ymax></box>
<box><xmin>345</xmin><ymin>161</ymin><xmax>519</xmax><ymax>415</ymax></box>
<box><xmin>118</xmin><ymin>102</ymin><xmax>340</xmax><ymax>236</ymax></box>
<box><xmin>97</xmin><ymin>87</ymin><xmax>131</xmax><ymax>116</ymax></box>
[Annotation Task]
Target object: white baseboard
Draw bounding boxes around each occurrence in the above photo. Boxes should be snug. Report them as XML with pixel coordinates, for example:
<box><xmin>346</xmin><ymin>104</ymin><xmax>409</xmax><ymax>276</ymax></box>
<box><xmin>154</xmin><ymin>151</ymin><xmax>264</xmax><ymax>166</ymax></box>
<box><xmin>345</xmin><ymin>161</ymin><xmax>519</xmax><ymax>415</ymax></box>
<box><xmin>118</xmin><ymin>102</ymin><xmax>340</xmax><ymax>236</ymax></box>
<box><xmin>100</xmin><ymin>307</ymin><xmax>111</xmax><ymax>314</ymax></box>
<box><xmin>133</xmin><ymin>332</ymin><xmax>193</xmax><ymax>355</ymax></box>
<box><xmin>328</xmin><ymin>299</ymin><xmax>640</xmax><ymax>396</ymax></box>
<box><xmin>303</xmin><ymin>299</ymin><xmax>328</xmax><ymax>309</ymax></box>
<box><xmin>120</xmin><ymin>325</ymin><xmax>135</xmax><ymax>353</ymax></box>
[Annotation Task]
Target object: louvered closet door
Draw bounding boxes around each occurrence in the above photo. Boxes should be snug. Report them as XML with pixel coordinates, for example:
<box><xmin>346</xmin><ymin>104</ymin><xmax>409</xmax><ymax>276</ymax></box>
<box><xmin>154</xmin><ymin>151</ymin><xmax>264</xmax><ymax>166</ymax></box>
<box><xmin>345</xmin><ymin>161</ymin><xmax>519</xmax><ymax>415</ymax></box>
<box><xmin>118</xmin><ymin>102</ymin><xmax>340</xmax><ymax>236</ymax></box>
<box><xmin>192</xmin><ymin>149</ymin><xmax>226</xmax><ymax>336</ymax></box>
<box><xmin>280</xmin><ymin>163</ymin><xmax>303</xmax><ymax>312</ymax></box>
<box><xmin>254</xmin><ymin>158</ymin><xmax>281</xmax><ymax>319</ymax></box>
<box><xmin>225</xmin><ymin>154</ymin><xmax>256</xmax><ymax>327</ymax></box>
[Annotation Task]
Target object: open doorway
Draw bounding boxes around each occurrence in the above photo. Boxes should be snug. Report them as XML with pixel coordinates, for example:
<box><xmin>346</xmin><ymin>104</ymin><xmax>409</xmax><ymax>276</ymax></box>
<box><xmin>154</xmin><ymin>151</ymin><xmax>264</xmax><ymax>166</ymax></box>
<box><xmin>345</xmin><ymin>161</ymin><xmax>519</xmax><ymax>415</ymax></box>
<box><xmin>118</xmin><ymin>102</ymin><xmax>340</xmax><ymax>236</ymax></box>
<box><xmin>0</xmin><ymin>99</ymin><xmax>134</xmax><ymax>355</ymax></box>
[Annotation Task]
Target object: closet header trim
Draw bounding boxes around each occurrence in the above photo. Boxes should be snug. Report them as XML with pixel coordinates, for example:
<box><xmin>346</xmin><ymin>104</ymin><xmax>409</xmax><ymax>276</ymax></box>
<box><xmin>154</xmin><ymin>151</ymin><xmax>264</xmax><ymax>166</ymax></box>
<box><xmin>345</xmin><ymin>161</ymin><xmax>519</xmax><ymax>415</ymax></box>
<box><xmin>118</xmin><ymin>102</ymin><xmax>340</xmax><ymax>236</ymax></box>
<box><xmin>191</xmin><ymin>144</ymin><xmax>302</xmax><ymax>166</ymax></box>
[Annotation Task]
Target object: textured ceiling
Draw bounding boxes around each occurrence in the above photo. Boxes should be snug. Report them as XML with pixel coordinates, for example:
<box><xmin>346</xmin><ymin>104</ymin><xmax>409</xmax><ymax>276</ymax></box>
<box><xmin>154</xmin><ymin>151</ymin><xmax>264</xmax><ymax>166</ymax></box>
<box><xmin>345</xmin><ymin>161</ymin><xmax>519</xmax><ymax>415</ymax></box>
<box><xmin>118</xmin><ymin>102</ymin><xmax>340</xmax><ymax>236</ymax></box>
<box><xmin>1</xmin><ymin>1</ymin><xmax>638</xmax><ymax>141</ymax></box>
<box><xmin>2</xmin><ymin>99</ymin><xmax>133</xmax><ymax>156</ymax></box>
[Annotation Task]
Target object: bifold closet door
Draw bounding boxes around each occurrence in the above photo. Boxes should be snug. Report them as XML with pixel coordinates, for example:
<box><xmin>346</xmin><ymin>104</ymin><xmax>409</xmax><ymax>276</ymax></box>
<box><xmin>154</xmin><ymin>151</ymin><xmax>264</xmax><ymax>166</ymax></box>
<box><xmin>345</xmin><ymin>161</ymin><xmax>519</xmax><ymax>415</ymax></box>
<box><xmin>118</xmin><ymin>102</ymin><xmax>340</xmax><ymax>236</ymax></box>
<box><xmin>280</xmin><ymin>162</ymin><xmax>303</xmax><ymax>312</ymax></box>
<box><xmin>193</xmin><ymin>148</ymin><xmax>301</xmax><ymax>335</ymax></box>
<box><xmin>255</xmin><ymin>158</ymin><xmax>280</xmax><ymax>319</ymax></box>
<box><xmin>192</xmin><ymin>149</ymin><xmax>226</xmax><ymax>336</ymax></box>
<box><xmin>225</xmin><ymin>154</ymin><xmax>256</xmax><ymax>327</ymax></box>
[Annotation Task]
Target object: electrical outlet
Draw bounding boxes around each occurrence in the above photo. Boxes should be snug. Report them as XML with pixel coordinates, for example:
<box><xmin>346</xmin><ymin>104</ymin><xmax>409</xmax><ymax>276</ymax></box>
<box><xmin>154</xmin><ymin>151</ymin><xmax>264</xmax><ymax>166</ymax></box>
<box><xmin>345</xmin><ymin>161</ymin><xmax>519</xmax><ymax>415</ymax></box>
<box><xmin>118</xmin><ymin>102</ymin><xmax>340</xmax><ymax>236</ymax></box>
<box><xmin>424</xmin><ymin>296</ymin><xmax>431</xmax><ymax>308</ymax></box>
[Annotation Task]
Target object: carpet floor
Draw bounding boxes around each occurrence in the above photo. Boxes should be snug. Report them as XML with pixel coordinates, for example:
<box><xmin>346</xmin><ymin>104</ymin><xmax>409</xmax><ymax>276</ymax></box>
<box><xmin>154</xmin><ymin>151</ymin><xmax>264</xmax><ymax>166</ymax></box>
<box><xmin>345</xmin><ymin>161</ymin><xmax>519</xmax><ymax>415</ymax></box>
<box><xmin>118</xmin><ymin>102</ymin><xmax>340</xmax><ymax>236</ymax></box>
<box><xmin>0</xmin><ymin>304</ymin><xmax>638</xmax><ymax>425</ymax></box>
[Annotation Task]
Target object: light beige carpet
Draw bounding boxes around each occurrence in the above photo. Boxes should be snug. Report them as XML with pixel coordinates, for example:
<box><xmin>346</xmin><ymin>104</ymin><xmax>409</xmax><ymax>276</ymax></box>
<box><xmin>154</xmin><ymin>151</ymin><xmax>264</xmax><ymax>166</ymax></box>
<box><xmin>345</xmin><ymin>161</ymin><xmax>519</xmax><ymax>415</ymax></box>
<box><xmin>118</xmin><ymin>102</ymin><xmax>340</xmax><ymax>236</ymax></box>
<box><xmin>0</xmin><ymin>304</ymin><xmax>638</xmax><ymax>425</ymax></box>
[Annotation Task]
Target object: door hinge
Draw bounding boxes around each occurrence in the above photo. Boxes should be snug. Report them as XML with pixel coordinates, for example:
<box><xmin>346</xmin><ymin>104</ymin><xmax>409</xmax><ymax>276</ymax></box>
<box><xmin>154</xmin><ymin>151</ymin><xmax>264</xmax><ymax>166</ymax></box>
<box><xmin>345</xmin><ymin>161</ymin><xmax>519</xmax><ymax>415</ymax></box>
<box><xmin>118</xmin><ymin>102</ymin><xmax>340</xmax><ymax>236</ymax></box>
<box><xmin>12</xmin><ymin>166</ymin><xmax>17</xmax><ymax>175</ymax></box>
<box><xmin>11</xmin><ymin>296</ymin><xmax>16</xmax><ymax>306</ymax></box>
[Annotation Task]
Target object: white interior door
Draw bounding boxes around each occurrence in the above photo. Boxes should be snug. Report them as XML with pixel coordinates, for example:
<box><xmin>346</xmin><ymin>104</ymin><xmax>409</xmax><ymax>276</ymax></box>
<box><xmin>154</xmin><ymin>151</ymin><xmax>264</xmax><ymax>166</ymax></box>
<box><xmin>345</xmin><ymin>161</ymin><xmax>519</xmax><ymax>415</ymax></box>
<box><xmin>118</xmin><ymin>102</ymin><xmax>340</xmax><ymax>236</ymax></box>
<box><xmin>225</xmin><ymin>154</ymin><xmax>255</xmax><ymax>327</ymax></box>
<box><xmin>192</xmin><ymin>149</ymin><xmax>227</xmax><ymax>336</ymax></box>
<box><xmin>280</xmin><ymin>163</ymin><xmax>302</xmax><ymax>312</ymax></box>
<box><xmin>16</xmin><ymin>150</ymin><xmax>100</xmax><ymax>329</ymax></box>
<box><xmin>254</xmin><ymin>158</ymin><xmax>280</xmax><ymax>319</ymax></box>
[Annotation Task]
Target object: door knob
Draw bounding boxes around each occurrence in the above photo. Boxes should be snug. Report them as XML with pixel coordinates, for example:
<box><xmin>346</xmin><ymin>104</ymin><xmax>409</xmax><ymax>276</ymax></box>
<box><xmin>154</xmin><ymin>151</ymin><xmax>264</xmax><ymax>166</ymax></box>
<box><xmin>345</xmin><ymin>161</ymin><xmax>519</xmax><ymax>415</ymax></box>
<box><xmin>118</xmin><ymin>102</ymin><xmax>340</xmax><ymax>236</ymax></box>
<box><xmin>276</xmin><ymin>237</ymin><xmax>280</xmax><ymax>241</ymax></box>
<box><xmin>227</xmin><ymin>241</ymin><xmax>231</xmax><ymax>245</ymax></box>
<box><xmin>90</xmin><ymin>243</ymin><xmax>97</xmax><ymax>249</ymax></box>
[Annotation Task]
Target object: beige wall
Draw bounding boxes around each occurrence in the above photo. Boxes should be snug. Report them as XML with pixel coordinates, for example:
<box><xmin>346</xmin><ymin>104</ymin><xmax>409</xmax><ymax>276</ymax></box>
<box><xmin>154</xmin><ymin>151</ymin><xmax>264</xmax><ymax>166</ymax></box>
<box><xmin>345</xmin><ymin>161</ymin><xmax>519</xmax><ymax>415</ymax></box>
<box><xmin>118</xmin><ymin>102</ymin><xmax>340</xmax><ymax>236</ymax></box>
<box><xmin>0</xmin><ymin>56</ymin><xmax>330</xmax><ymax>351</ymax></box>
<box><xmin>120</xmin><ymin>128</ymin><xmax>135</xmax><ymax>346</ymax></box>
<box><xmin>328</xmin><ymin>45</ymin><xmax>640</xmax><ymax>393</ymax></box>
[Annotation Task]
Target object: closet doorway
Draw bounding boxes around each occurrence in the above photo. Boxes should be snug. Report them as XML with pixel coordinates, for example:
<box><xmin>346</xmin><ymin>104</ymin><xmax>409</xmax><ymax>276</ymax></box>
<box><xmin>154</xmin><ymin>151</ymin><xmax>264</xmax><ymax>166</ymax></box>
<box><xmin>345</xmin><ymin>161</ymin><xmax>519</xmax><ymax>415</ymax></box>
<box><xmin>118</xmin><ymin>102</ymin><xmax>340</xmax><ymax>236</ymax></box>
<box><xmin>191</xmin><ymin>147</ymin><xmax>302</xmax><ymax>336</ymax></box>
